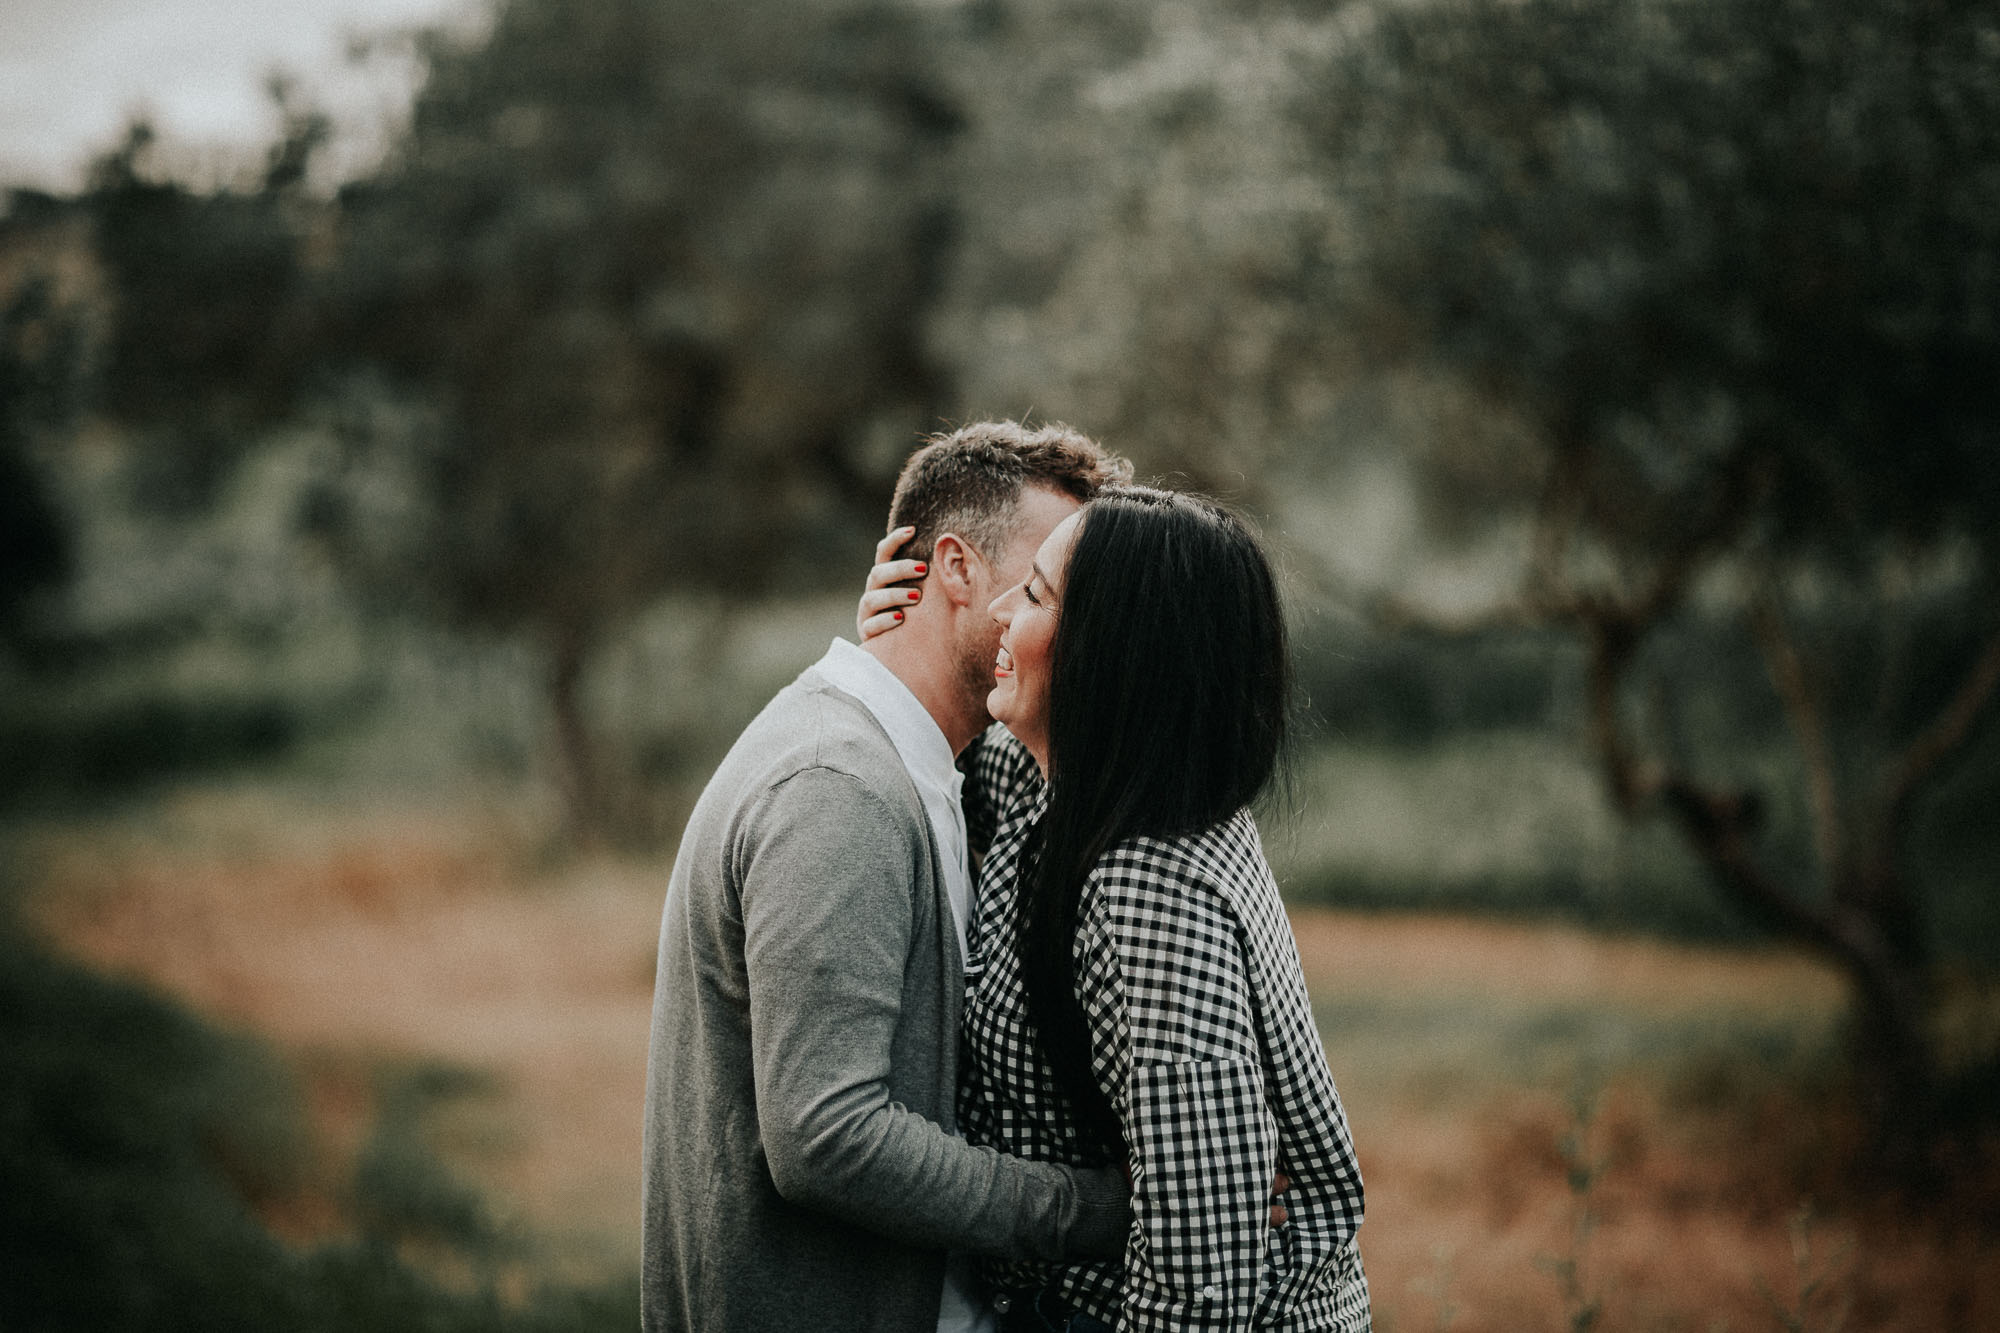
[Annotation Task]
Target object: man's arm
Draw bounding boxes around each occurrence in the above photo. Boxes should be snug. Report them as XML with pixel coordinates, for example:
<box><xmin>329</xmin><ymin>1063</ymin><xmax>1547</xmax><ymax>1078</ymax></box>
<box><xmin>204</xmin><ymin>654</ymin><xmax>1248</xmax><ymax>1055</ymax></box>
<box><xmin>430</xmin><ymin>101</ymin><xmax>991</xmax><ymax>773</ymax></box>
<box><xmin>740</xmin><ymin>764</ymin><xmax>1127</xmax><ymax>1261</ymax></box>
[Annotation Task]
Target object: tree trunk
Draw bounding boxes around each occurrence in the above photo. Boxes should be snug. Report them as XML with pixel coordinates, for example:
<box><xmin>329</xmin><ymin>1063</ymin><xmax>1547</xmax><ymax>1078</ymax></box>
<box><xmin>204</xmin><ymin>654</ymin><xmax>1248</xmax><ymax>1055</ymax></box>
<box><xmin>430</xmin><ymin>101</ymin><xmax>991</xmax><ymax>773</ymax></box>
<box><xmin>547</xmin><ymin>621</ymin><xmax>605</xmax><ymax>845</ymax></box>
<box><xmin>1657</xmin><ymin>777</ymin><xmax>1939</xmax><ymax>1163</ymax></box>
<box><xmin>1386</xmin><ymin>482</ymin><xmax>1998</xmax><ymax>1168</ymax></box>
<box><xmin>1826</xmin><ymin>893</ymin><xmax>1937</xmax><ymax>1162</ymax></box>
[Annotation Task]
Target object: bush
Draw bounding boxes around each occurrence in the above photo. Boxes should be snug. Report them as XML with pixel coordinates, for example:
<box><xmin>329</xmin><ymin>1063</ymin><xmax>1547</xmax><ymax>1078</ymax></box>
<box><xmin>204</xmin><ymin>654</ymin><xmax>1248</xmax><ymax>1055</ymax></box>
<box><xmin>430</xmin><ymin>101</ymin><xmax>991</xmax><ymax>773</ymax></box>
<box><xmin>0</xmin><ymin>903</ymin><xmax>636</xmax><ymax>1331</ymax></box>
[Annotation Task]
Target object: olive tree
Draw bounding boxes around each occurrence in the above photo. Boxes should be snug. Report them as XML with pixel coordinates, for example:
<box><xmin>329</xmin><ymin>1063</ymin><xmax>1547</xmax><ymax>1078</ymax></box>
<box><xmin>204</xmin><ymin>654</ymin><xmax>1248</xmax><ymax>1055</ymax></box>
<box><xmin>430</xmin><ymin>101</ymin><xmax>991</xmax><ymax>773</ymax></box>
<box><xmin>1309</xmin><ymin>0</ymin><xmax>2000</xmax><ymax>1130</ymax></box>
<box><xmin>318</xmin><ymin>0</ymin><xmax>960</xmax><ymax>834</ymax></box>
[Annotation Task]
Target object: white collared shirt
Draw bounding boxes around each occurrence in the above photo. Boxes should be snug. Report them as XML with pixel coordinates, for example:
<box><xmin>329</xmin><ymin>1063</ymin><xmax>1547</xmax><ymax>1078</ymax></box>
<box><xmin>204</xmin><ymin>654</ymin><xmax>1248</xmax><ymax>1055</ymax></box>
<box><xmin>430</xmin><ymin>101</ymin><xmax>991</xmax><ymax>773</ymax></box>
<box><xmin>812</xmin><ymin>637</ymin><xmax>974</xmax><ymax>961</ymax></box>
<box><xmin>808</xmin><ymin>638</ymin><xmax>995</xmax><ymax>1333</ymax></box>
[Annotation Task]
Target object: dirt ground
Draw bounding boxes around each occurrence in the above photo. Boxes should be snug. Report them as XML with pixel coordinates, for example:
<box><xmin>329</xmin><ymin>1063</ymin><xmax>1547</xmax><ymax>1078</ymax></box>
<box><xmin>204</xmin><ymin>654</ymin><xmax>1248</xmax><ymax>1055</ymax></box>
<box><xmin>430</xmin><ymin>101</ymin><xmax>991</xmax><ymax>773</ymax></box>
<box><xmin>20</xmin><ymin>794</ymin><xmax>1998</xmax><ymax>1331</ymax></box>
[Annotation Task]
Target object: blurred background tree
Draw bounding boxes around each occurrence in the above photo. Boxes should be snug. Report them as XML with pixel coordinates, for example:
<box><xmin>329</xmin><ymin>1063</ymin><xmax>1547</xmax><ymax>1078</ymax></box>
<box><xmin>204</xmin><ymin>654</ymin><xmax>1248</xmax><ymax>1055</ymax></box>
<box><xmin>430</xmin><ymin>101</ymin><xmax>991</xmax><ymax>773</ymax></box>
<box><xmin>1309</xmin><ymin>0</ymin><xmax>2000</xmax><ymax>1133</ymax></box>
<box><xmin>309</xmin><ymin>0</ymin><xmax>961</xmax><ymax>837</ymax></box>
<box><xmin>0</xmin><ymin>240</ymin><xmax>83</xmax><ymax>651</ymax></box>
<box><xmin>922</xmin><ymin>0</ymin><xmax>1341</xmax><ymax>488</ymax></box>
<box><xmin>82</xmin><ymin>109</ymin><xmax>324</xmax><ymax>514</ymax></box>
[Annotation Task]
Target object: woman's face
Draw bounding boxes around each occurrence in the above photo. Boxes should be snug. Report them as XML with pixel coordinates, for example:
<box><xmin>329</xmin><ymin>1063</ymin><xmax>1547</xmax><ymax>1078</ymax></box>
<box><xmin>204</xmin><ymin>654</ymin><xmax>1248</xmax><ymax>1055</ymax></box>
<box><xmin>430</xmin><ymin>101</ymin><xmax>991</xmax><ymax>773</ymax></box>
<box><xmin>987</xmin><ymin>510</ymin><xmax>1082</xmax><ymax>772</ymax></box>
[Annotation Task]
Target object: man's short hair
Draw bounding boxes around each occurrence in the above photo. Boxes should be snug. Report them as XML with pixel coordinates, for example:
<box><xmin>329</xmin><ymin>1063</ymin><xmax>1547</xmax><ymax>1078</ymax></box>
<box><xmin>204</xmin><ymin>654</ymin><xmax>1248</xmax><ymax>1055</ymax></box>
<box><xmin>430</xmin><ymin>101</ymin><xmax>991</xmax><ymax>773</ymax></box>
<box><xmin>886</xmin><ymin>421</ymin><xmax>1133</xmax><ymax>564</ymax></box>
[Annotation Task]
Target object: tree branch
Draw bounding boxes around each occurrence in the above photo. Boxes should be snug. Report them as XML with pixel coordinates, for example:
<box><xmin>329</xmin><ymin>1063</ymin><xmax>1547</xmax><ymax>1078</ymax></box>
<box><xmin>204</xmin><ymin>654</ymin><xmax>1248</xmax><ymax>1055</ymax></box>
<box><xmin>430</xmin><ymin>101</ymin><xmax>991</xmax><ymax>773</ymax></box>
<box><xmin>1525</xmin><ymin>446</ymin><xmax>1585</xmax><ymax>616</ymax></box>
<box><xmin>1750</xmin><ymin>580</ymin><xmax>1844</xmax><ymax>884</ymax></box>
<box><xmin>1880</xmin><ymin>623</ymin><xmax>2000</xmax><ymax>841</ymax></box>
<box><xmin>1582</xmin><ymin>614</ymin><xmax>1659</xmax><ymax>812</ymax></box>
<box><xmin>1658</xmin><ymin>775</ymin><xmax>1842</xmax><ymax>955</ymax></box>
<box><xmin>1633</xmin><ymin>444</ymin><xmax>1766</xmax><ymax>627</ymax></box>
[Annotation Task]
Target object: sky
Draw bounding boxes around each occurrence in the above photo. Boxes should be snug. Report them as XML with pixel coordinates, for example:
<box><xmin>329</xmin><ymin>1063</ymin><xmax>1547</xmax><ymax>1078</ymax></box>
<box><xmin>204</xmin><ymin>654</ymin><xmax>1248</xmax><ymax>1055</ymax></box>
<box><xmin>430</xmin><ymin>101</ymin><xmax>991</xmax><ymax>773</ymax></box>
<box><xmin>0</xmin><ymin>0</ymin><xmax>478</xmax><ymax>190</ymax></box>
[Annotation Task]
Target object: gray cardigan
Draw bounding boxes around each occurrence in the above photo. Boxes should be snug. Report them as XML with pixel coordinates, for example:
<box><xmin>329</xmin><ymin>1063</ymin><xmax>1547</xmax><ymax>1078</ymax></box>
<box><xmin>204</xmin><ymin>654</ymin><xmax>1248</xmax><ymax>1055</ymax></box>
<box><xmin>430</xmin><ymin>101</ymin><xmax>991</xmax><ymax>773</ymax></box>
<box><xmin>641</xmin><ymin>668</ymin><xmax>1127</xmax><ymax>1333</ymax></box>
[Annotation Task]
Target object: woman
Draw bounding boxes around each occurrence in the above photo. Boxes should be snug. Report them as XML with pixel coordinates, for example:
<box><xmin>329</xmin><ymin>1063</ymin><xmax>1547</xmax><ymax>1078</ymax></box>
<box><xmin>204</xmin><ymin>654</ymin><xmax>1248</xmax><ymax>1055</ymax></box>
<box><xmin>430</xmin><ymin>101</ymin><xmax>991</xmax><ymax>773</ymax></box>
<box><xmin>862</xmin><ymin>486</ymin><xmax>1369</xmax><ymax>1332</ymax></box>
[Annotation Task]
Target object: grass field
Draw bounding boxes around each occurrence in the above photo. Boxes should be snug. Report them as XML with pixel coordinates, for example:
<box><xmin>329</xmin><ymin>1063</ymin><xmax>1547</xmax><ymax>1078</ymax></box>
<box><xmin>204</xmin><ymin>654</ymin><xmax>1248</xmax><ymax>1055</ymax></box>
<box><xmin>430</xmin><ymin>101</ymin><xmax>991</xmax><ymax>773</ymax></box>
<box><xmin>12</xmin><ymin>787</ymin><xmax>1997</xmax><ymax>1331</ymax></box>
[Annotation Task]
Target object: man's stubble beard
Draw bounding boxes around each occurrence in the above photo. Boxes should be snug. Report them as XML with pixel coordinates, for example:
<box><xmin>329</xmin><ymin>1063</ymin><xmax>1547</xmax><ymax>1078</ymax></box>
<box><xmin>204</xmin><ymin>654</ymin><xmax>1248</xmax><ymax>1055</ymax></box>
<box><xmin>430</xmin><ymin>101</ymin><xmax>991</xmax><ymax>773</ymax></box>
<box><xmin>953</xmin><ymin>614</ymin><xmax>1003</xmax><ymax>728</ymax></box>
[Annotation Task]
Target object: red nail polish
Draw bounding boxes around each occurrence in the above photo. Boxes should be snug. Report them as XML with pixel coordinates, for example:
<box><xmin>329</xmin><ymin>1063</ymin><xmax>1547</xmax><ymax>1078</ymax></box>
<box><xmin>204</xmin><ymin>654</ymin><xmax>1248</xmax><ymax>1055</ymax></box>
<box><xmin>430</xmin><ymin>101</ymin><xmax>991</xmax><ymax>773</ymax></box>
<box><xmin>908</xmin><ymin>590</ymin><xmax>920</xmax><ymax>601</ymax></box>
<box><xmin>893</xmin><ymin>611</ymin><xmax>904</xmax><ymax>621</ymax></box>
<box><xmin>913</xmin><ymin>563</ymin><xmax>927</xmax><ymax>574</ymax></box>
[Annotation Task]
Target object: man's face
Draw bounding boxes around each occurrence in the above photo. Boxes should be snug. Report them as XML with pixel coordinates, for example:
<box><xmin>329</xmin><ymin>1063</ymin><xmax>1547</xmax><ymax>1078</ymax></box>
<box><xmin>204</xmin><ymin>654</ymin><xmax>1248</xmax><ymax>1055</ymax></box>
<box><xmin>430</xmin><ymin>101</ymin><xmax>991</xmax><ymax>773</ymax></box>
<box><xmin>953</xmin><ymin>484</ymin><xmax>1081</xmax><ymax>716</ymax></box>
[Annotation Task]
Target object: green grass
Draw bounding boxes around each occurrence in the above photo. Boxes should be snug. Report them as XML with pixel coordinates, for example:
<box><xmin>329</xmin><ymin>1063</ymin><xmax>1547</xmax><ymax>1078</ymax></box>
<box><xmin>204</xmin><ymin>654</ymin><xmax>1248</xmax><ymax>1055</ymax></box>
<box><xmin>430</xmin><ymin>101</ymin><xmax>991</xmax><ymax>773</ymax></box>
<box><xmin>1269</xmin><ymin>729</ymin><xmax>2000</xmax><ymax>966</ymax></box>
<box><xmin>1268</xmin><ymin>732</ymin><xmax>1753</xmax><ymax>941</ymax></box>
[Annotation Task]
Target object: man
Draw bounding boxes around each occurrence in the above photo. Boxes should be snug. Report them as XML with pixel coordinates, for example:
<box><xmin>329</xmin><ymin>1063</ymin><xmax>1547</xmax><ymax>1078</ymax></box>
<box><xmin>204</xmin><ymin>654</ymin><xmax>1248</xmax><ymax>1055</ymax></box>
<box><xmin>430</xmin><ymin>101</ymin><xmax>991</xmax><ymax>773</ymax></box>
<box><xmin>642</xmin><ymin>422</ymin><xmax>1134</xmax><ymax>1333</ymax></box>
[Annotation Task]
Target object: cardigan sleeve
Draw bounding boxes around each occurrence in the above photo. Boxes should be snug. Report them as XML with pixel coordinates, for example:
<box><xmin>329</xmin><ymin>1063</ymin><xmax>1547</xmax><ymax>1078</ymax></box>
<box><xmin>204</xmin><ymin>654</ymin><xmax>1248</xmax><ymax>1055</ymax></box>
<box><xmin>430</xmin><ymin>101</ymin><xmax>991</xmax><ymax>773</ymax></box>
<box><xmin>739</xmin><ymin>764</ymin><xmax>1128</xmax><ymax>1261</ymax></box>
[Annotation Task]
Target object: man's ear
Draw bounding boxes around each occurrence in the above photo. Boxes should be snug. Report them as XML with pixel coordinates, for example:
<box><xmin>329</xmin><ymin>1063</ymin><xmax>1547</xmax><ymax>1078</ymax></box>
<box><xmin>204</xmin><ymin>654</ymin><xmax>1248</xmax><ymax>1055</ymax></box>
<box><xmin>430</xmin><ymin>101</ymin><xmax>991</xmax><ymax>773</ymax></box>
<box><xmin>928</xmin><ymin>532</ymin><xmax>986</xmax><ymax>609</ymax></box>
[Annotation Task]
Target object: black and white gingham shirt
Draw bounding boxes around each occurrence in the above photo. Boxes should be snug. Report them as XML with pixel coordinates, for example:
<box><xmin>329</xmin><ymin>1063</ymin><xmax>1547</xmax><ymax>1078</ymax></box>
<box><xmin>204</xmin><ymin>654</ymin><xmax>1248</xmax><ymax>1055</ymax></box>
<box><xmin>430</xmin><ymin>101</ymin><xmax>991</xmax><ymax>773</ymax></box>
<box><xmin>959</xmin><ymin>726</ymin><xmax>1370</xmax><ymax>1332</ymax></box>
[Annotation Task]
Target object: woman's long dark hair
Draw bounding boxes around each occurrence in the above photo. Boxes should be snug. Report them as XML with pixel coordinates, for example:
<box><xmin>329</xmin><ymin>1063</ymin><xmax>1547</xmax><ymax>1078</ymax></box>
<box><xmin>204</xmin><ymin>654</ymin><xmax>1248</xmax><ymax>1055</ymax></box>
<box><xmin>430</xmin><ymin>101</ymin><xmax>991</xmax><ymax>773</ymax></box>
<box><xmin>1017</xmin><ymin>486</ymin><xmax>1291</xmax><ymax>1160</ymax></box>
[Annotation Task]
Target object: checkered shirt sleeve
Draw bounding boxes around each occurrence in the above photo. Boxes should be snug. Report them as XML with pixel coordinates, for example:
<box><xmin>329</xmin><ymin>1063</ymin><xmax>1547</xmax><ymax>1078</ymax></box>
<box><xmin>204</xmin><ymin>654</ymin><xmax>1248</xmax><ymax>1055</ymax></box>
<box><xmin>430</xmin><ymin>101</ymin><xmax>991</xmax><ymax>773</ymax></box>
<box><xmin>959</xmin><ymin>731</ymin><xmax>1370</xmax><ymax>1332</ymax></box>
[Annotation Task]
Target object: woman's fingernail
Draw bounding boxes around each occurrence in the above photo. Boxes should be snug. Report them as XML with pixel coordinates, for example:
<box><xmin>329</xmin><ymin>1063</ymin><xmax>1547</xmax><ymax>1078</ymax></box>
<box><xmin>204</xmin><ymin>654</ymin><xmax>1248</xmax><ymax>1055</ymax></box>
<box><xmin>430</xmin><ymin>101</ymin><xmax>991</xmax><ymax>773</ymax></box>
<box><xmin>893</xmin><ymin>611</ymin><xmax>904</xmax><ymax>621</ymax></box>
<box><xmin>908</xmin><ymin>590</ymin><xmax>921</xmax><ymax>601</ymax></box>
<box><xmin>913</xmin><ymin>563</ymin><xmax>927</xmax><ymax>574</ymax></box>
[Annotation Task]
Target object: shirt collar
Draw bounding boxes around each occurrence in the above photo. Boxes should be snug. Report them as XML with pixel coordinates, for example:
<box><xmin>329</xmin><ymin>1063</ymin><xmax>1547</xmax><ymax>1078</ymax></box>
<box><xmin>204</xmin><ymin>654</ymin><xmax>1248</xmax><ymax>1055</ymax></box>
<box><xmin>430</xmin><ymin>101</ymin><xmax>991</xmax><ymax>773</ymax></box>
<box><xmin>811</xmin><ymin>638</ymin><xmax>963</xmax><ymax>797</ymax></box>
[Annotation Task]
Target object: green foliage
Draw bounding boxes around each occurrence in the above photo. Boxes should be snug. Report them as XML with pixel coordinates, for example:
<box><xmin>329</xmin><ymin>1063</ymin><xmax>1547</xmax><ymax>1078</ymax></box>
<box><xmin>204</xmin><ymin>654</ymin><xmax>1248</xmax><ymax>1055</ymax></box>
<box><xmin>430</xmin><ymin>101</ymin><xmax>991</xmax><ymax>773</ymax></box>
<box><xmin>0</xmin><ymin>903</ymin><xmax>636</xmax><ymax>1331</ymax></box>
<box><xmin>82</xmin><ymin>124</ymin><xmax>319</xmax><ymax>513</ymax></box>
<box><xmin>1283</xmin><ymin>861</ymin><xmax>1760</xmax><ymax>945</ymax></box>
<box><xmin>1537</xmin><ymin>1088</ymin><xmax>1604</xmax><ymax>1333</ymax></box>
<box><xmin>1274</xmin><ymin>731</ymin><xmax>2000</xmax><ymax>962</ymax></box>
<box><xmin>0</xmin><ymin>905</ymin><xmax>295</xmax><ymax>1328</ymax></box>
<box><xmin>1274</xmin><ymin>732</ymin><xmax>1741</xmax><ymax>935</ymax></box>
<box><xmin>303</xmin><ymin>0</ymin><xmax>973</xmax><ymax>829</ymax></box>
<box><xmin>1294</xmin><ymin>618</ymin><xmax>1578</xmax><ymax>744</ymax></box>
<box><xmin>1313</xmin><ymin>0</ymin><xmax>2000</xmax><ymax>563</ymax></box>
<box><xmin>922</xmin><ymin>0</ymin><xmax>1339</xmax><ymax>486</ymax></box>
<box><xmin>350</xmin><ymin>1065</ymin><xmax>506</xmax><ymax>1262</ymax></box>
<box><xmin>0</xmin><ymin>692</ymin><xmax>303</xmax><ymax>810</ymax></box>
<box><xmin>319</xmin><ymin>0</ymin><xmax>961</xmax><ymax>635</ymax></box>
<box><xmin>1306</xmin><ymin>0</ymin><xmax>2000</xmax><ymax>1110</ymax></box>
<box><xmin>0</xmin><ymin>215</ymin><xmax>84</xmax><ymax>642</ymax></box>
<box><xmin>0</xmin><ymin>437</ymin><xmax>67</xmax><ymax>640</ymax></box>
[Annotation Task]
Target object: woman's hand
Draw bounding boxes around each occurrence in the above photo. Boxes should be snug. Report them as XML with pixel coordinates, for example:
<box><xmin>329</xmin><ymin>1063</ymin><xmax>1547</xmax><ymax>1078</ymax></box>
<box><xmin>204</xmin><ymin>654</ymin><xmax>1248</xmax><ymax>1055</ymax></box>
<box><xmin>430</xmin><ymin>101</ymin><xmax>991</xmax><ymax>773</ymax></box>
<box><xmin>856</xmin><ymin>525</ymin><xmax>928</xmax><ymax>641</ymax></box>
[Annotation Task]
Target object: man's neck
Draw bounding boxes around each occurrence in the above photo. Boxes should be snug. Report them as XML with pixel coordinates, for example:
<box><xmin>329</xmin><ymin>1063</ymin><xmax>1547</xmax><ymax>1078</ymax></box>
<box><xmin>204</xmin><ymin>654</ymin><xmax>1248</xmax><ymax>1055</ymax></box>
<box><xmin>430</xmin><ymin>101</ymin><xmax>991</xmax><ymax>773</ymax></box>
<box><xmin>860</xmin><ymin>633</ymin><xmax>984</xmax><ymax>755</ymax></box>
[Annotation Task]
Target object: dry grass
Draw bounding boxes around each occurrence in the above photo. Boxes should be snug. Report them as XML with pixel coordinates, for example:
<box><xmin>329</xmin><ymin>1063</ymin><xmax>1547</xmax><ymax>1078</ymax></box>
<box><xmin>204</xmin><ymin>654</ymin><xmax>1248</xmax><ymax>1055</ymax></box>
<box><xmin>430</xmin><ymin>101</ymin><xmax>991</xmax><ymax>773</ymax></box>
<box><xmin>1288</xmin><ymin>911</ymin><xmax>1844</xmax><ymax>1017</ymax></box>
<box><xmin>1294</xmin><ymin>913</ymin><xmax>1996</xmax><ymax>1331</ymax></box>
<box><xmin>21</xmin><ymin>790</ymin><xmax>657</xmax><ymax>1269</ymax></box>
<box><xmin>19</xmin><ymin>792</ymin><xmax>1999</xmax><ymax>1329</ymax></box>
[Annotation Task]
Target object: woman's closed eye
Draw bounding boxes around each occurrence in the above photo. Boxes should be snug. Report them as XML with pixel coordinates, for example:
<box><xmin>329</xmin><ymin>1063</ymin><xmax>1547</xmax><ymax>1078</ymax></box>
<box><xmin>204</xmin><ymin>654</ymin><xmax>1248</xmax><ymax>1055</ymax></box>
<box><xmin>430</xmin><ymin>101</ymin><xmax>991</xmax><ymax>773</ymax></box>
<box><xmin>1024</xmin><ymin>566</ymin><xmax>1057</xmax><ymax>609</ymax></box>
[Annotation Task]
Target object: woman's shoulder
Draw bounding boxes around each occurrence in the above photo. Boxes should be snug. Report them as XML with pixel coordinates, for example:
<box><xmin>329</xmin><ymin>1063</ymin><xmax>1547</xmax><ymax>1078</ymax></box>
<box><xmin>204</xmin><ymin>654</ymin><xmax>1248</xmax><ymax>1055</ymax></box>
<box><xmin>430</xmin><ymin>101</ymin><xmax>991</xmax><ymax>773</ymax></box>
<box><xmin>1081</xmin><ymin>815</ymin><xmax>1280</xmax><ymax>1020</ymax></box>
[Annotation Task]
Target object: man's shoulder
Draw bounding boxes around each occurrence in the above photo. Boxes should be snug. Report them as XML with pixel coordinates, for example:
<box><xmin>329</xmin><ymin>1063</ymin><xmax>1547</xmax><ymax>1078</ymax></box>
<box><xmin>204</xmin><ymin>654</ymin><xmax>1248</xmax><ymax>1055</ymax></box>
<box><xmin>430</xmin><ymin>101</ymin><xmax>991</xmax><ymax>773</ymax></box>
<box><xmin>688</xmin><ymin>673</ymin><xmax>935</xmax><ymax>906</ymax></box>
<box><xmin>719</xmin><ymin>669</ymin><xmax>919</xmax><ymax>809</ymax></box>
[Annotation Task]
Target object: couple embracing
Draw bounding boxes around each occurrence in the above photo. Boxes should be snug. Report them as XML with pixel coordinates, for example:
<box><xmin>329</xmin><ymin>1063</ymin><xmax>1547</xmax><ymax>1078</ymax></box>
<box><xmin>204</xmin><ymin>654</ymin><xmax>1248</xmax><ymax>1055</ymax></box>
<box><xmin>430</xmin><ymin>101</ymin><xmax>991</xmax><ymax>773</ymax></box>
<box><xmin>642</xmin><ymin>422</ymin><xmax>1369</xmax><ymax>1332</ymax></box>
